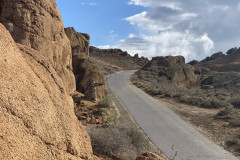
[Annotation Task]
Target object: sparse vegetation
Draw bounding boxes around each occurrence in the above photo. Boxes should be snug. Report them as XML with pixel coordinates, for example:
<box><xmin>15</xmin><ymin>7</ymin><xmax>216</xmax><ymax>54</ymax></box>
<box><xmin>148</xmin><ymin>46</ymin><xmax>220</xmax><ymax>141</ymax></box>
<box><xmin>87</xmin><ymin>88</ymin><xmax>161</xmax><ymax>159</ymax></box>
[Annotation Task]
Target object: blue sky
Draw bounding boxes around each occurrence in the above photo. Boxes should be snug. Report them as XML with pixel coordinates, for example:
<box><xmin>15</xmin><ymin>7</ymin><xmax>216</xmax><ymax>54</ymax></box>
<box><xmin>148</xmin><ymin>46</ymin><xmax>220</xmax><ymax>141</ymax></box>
<box><xmin>56</xmin><ymin>0</ymin><xmax>240</xmax><ymax>61</ymax></box>
<box><xmin>56</xmin><ymin>0</ymin><xmax>146</xmax><ymax>46</ymax></box>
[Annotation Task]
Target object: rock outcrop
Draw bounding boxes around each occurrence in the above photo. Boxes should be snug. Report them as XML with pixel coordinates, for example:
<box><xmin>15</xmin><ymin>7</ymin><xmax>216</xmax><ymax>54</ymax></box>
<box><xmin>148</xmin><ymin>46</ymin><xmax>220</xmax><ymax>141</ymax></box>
<box><xmin>65</xmin><ymin>27</ymin><xmax>106</xmax><ymax>101</ymax></box>
<box><xmin>0</xmin><ymin>0</ymin><xmax>98</xmax><ymax>159</ymax></box>
<box><xmin>141</xmin><ymin>56</ymin><xmax>197</xmax><ymax>87</ymax></box>
<box><xmin>136</xmin><ymin>152</ymin><xmax>166</xmax><ymax>160</ymax></box>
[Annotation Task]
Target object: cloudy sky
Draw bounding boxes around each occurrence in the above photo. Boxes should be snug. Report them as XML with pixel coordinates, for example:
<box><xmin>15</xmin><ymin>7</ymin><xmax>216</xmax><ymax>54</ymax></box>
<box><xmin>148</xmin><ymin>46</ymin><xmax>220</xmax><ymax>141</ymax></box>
<box><xmin>56</xmin><ymin>0</ymin><xmax>240</xmax><ymax>61</ymax></box>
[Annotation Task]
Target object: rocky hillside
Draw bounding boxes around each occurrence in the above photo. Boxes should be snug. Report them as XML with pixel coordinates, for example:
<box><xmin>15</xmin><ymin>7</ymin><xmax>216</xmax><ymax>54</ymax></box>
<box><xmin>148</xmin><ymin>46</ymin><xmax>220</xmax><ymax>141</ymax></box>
<box><xmin>0</xmin><ymin>0</ymin><xmax>97</xmax><ymax>159</ymax></box>
<box><xmin>65</xmin><ymin>27</ymin><xmax>106</xmax><ymax>101</ymax></box>
<box><xmin>90</xmin><ymin>46</ymin><xmax>149</xmax><ymax>75</ymax></box>
<box><xmin>194</xmin><ymin>48</ymin><xmax>240</xmax><ymax>72</ymax></box>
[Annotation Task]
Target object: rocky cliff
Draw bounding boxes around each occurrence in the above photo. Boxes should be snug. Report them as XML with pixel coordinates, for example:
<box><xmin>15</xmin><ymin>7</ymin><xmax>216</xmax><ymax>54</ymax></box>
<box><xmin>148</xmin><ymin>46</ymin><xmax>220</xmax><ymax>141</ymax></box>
<box><xmin>0</xmin><ymin>0</ymin><xmax>97</xmax><ymax>159</ymax></box>
<box><xmin>65</xmin><ymin>27</ymin><xmax>106</xmax><ymax>101</ymax></box>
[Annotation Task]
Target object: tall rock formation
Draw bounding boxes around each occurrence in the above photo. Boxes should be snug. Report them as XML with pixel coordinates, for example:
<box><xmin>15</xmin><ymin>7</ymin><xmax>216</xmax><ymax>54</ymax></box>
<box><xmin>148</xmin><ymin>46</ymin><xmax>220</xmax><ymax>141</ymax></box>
<box><xmin>65</xmin><ymin>27</ymin><xmax>106</xmax><ymax>101</ymax></box>
<box><xmin>0</xmin><ymin>0</ymin><xmax>75</xmax><ymax>94</ymax></box>
<box><xmin>141</xmin><ymin>56</ymin><xmax>197</xmax><ymax>87</ymax></box>
<box><xmin>0</xmin><ymin>0</ymin><xmax>97</xmax><ymax>159</ymax></box>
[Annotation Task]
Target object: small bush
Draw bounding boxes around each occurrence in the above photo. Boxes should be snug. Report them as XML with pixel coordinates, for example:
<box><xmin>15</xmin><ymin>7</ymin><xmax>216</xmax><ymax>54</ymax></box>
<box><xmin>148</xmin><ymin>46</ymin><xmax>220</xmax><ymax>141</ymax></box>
<box><xmin>226</xmin><ymin>130</ymin><xmax>240</xmax><ymax>155</ymax></box>
<box><xmin>98</xmin><ymin>96</ymin><xmax>112</xmax><ymax>108</ymax></box>
<box><xmin>216</xmin><ymin>106</ymin><xmax>240</xmax><ymax>127</ymax></box>
<box><xmin>231</xmin><ymin>97</ymin><xmax>240</xmax><ymax>109</ymax></box>
<box><xmin>217</xmin><ymin>105</ymin><xmax>234</xmax><ymax>117</ymax></box>
<box><xmin>102</xmin><ymin>108</ymin><xmax>119</xmax><ymax>126</ymax></box>
<box><xmin>88</xmin><ymin>127</ymin><xmax>137</xmax><ymax>159</ymax></box>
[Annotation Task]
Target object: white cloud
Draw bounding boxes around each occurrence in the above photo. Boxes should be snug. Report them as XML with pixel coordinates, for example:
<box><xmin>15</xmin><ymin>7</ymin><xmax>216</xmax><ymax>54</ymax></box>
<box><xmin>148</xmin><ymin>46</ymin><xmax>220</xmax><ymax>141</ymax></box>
<box><xmin>98</xmin><ymin>45</ymin><xmax>112</xmax><ymax>49</ymax></box>
<box><xmin>89</xmin><ymin>2</ymin><xmax>96</xmax><ymax>6</ymax></box>
<box><xmin>103</xmin><ymin>0</ymin><xmax>240</xmax><ymax>61</ymax></box>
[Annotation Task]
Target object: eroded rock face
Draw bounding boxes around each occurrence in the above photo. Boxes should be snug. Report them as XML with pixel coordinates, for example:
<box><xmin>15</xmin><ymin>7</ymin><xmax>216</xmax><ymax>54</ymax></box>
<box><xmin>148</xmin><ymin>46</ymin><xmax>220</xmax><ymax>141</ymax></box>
<box><xmin>0</xmin><ymin>0</ymin><xmax>75</xmax><ymax>94</ymax></box>
<box><xmin>65</xmin><ymin>27</ymin><xmax>106</xmax><ymax>101</ymax></box>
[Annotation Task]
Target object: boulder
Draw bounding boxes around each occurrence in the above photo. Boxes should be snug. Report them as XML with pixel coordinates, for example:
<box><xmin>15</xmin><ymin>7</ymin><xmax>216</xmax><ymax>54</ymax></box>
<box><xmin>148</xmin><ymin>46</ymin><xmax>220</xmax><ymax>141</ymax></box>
<box><xmin>136</xmin><ymin>152</ymin><xmax>166</xmax><ymax>160</ymax></box>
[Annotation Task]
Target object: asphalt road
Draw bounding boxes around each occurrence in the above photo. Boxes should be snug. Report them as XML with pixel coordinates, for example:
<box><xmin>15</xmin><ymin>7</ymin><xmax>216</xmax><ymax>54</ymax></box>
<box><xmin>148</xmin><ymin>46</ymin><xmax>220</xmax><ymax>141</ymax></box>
<box><xmin>107</xmin><ymin>70</ymin><xmax>238</xmax><ymax>160</ymax></box>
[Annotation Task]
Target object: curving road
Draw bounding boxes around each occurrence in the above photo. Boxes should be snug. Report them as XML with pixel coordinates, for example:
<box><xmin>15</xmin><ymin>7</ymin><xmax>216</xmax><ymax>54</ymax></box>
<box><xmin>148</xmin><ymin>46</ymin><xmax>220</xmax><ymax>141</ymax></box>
<box><xmin>107</xmin><ymin>70</ymin><xmax>238</xmax><ymax>160</ymax></box>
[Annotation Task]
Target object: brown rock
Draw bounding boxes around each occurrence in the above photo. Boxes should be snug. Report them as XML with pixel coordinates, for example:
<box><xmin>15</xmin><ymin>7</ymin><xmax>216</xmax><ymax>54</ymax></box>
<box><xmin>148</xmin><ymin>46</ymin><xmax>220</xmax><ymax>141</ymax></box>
<box><xmin>136</xmin><ymin>152</ymin><xmax>166</xmax><ymax>160</ymax></box>
<box><xmin>0</xmin><ymin>0</ymin><xmax>75</xmax><ymax>94</ymax></box>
